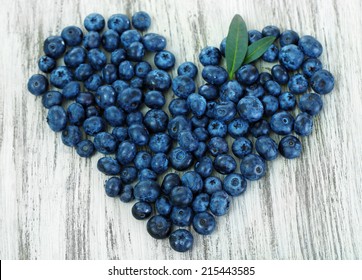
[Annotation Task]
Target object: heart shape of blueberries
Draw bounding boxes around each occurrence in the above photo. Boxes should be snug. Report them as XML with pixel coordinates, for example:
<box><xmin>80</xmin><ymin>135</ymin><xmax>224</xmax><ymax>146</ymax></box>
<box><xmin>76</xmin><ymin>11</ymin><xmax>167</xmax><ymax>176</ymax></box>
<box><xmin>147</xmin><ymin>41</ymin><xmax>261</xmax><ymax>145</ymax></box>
<box><xmin>27</xmin><ymin>12</ymin><xmax>335</xmax><ymax>253</ymax></box>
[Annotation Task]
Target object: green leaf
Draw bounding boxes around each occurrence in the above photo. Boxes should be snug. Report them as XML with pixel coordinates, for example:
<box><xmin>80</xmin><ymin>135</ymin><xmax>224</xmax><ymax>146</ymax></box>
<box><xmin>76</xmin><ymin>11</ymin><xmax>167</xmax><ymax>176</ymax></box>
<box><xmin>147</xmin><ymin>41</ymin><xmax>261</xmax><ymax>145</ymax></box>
<box><xmin>225</xmin><ymin>14</ymin><xmax>248</xmax><ymax>80</ymax></box>
<box><xmin>242</xmin><ymin>36</ymin><xmax>276</xmax><ymax>64</ymax></box>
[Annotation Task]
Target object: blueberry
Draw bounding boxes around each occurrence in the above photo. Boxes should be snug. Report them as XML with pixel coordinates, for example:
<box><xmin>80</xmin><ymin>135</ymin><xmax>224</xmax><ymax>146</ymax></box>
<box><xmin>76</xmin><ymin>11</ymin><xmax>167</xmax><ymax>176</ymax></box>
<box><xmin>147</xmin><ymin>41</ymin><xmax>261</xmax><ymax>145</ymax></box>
<box><xmin>117</xmin><ymin>87</ymin><xmax>142</xmax><ymax>113</ymax></box>
<box><xmin>50</xmin><ymin>66</ymin><xmax>73</xmax><ymax>89</ymax></box>
<box><xmin>261</xmin><ymin>95</ymin><xmax>279</xmax><ymax>116</ymax></box>
<box><xmin>181</xmin><ymin>171</ymin><xmax>203</xmax><ymax>193</ymax></box>
<box><xmin>279</xmin><ymin>44</ymin><xmax>304</xmax><ymax>71</ymax></box>
<box><xmin>135</xmin><ymin>61</ymin><xmax>152</xmax><ymax>78</ymax></box>
<box><xmin>262</xmin><ymin>25</ymin><xmax>280</xmax><ymax>37</ymax></box>
<box><xmin>191</xmin><ymin>115</ymin><xmax>209</xmax><ymax>128</ymax></box>
<box><xmin>298</xmin><ymin>93</ymin><xmax>323</xmax><ymax>116</ymax></box>
<box><xmin>214</xmin><ymin>154</ymin><xmax>237</xmax><ymax>175</ymax></box>
<box><xmin>271</xmin><ymin>64</ymin><xmax>289</xmax><ymax>85</ymax></box>
<box><xmin>151</xmin><ymin>153</ymin><xmax>169</xmax><ymax>174</ymax></box>
<box><xmin>177</xmin><ymin>62</ymin><xmax>198</xmax><ymax>79</ymax></box>
<box><xmin>228</xmin><ymin>118</ymin><xmax>249</xmax><ymax>138</ymax></box>
<box><xmin>245</xmin><ymin>84</ymin><xmax>265</xmax><ymax>98</ymax></box>
<box><xmin>193</xmin><ymin>212</ymin><xmax>215</xmax><ymax>235</ymax></box>
<box><xmin>142</xmin><ymin>33</ymin><xmax>167</xmax><ymax>52</ymax></box>
<box><xmin>149</xmin><ymin>133</ymin><xmax>172</xmax><ymax>153</ymax></box>
<box><xmin>67</xmin><ymin>103</ymin><xmax>85</xmax><ymax>126</ymax></box>
<box><xmin>178</xmin><ymin>130</ymin><xmax>199</xmax><ymax>152</ymax></box>
<box><xmin>154</xmin><ymin>50</ymin><xmax>175</xmax><ymax>70</ymax></box>
<box><xmin>75</xmin><ymin>64</ymin><xmax>94</xmax><ymax>81</ymax></box>
<box><xmin>204</xmin><ymin>177</ymin><xmax>223</xmax><ymax>195</ymax></box>
<box><xmin>120</xmin><ymin>30</ymin><xmax>142</xmax><ymax>48</ymax></box>
<box><xmin>120</xmin><ymin>166</ymin><xmax>137</xmax><ymax>183</ymax></box>
<box><xmin>144</xmin><ymin>109</ymin><xmax>169</xmax><ymax>133</ymax></box>
<box><xmin>207</xmin><ymin>136</ymin><xmax>228</xmax><ymax>157</ymax></box>
<box><xmin>248</xmin><ymin>30</ymin><xmax>263</xmax><ymax>43</ymax></box>
<box><xmin>250</xmin><ymin>120</ymin><xmax>271</xmax><ymax>137</ymax></box>
<box><xmin>118</xmin><ymin>60</ymin><xmax>134</xmax><ymax>81</ymax></box>
<box><xmin>198</xmin><ymin>84</ymin><xmax>219</xmax><ymax>101</ymax></box>
<box><xmin>240</xmin><ymin>154</ymin><xmax>267</xmax><ymax>181</ymax></box>
<box><xmin>132</xmin><ymin>11</ymin><xmax>151</xmax><ymax>31</ymax></box>
<box><xmin>112</xmin><ymin>126</ymin><xmax>128</xmax><ymax>142</ymax></box>
<box><xmin>64</xmin><ymin>47</ymin><xmax>86</xmax><ymax>68</ymax></box>
<box><xmin>126</xmin><ymin>42</ymin><xmax>145</xmax><ymax>62</ymax></box>
<box><xmin>102</xmin><ymin>64</ymin><xmax>118</xmax><ymax>84</ymax></box>
<box><xmin>202</xmin><ymin>65</ymin><xmax>228</xmax><ymax>86</ymax></box>
<box><xmin>208</xmin><ymin>120</ymin><xmax>227</xmax><ymax>138</ymax></box>
<box><xmin>38</xmin><ymin>56</ymin><xmax>56</xmax><ymax>73</ymax></box>
<box><xmin>116</xmin><ymin>140</ymin><xmax>136</xmax><ymax>165</ymax></box>
<box><xmin>302</xmin><ymin>58</ymin><xmax>323</xmax><ymax>78</ymax></box>
<box><xmin>126</xmin><ymin>111</ymin><xmax>143</xmax><ymax>126</ymax></box>
<box><xmin>145</xmin><ymin>69</ymin><xmax>171</xmax><ymax>92</ymax></box>
<box><xmin>111</xmin><ymin>49</ymin><xmax>127</xmax><ymax>66</ymax></box>
<box><xmin>223</xmin><ymin>173</ymin><xmax>247</xmax><ymax>196</ymax></box>
<box><xmin>209</xmin><ymin>191</ymin><xmax>230</xmax><ymax>216</ymax></box>
<box><xmin>199</xmin><ymin>46</ymin><xmax>221</xmax><ymax>66</ymax></box>
<box><xmin>94</xmin><ymin>132</ymin><xmax>118</xmax><ymax>154</ymax></box>
<box><xmin>220</xmin><ymin>37</ymin><xmax>226</xmax><ymax>56</ymax></box>
<box><xmin>42</xmin><ymin>90</ymin><xmax>62</xmax><ymax>108</ymax></box>
<box><xmin>193</xmin><ymin>128</ymin><xmax>208</xmax><ymax>142</ymax></box>
<box><xmin>169</xmin><ymin>98</ymin><xmax>189</xmax><ymax>116</ymax></box>
<box><xmin>259</xmin><ymin>72</ymin><xmax>273</xmax><ymax>85</ymax></box>
<box><xmin>169</xmin><ymin>185</ymin><xmax>193</xmax><ymax>207</ymax></box>
<box><xmin>279</xmin><ymin>92</ymin><xmax>296</xmax><ymax>111</ymax></box>
<box><xmin>169</xmin><ymin>147</ymin><xmax>193</xmax><ymax>171</ymax></box>
<box><xmin>236</xmin><ymin>64</ymin><xmax>259</xmax><ymax>85</ymax></box>
<box><xmin>310</xmin><ymin>70</ymin><xmax>334</xmax><ymax>94</ymax></box>
<box><xmin>294</xmin><ymin>112</ymin><xmax>313</xmax><ymax>136</ymax></box>
<box><xmin>104</xmin><ymin>106</ymin><xmax>125</xmax><ymax>127</ymax></box>
<box><xmin>83</xmin><ymin>31</ymin><xmax>101</xmax><ymax>49</ymax></box>
<box><xmin>101</xmin><ymin>30</ymin><xmax>120</xmax><ymax>52</ymax></box>
<box><xmin>264</xmin><ymin>80</ymin><xmax>282</xmax><ymax>97</ymax></box>
<box><xmin>85</xmin><ymin>105</ymin><xmax>101</xmax><ymax>118</ymax></box>
<box><xmin>138</xmin><ymin>169</ymin><xmax>157</xmax><ymax>181</ymax></box>
<box><xmin>128</xmin><ymin>124</ymin><xmax>149</xmax><ymax>146</ymax></box>
<box><xmin>84</xmin><ymin>13</ymin><xmax>105</xmax><ymax>31</ymax></box>
<box><xmin>187</xmin><ymin>93</ymin><xmax>207</xmax><ymax>117</ymax></box>
<box><xmin>134</xmin><ymin>180</ymin><xmax>160</xmax><ymax>203</ymax></box>
<box><xmin>83</xmin><ymin>116</ymin><xmax>105</xmax><ymax>136</ymax></box>
<box><xmin>279</xmin><ymin>135</ymin><xmax>302</xmax><ymax>159</ymax></box>
<box><xmin>84</xmin><ymin>74</ymin><xmax>103</xmax><ymax>91</ymax></box>
<box><xmin>130</xmin><ymin>77</ymin><xmax>144</xmax><ymax>88</ymax></box>
<box><xmin>134</xmin><ymin>151</ymin><xmax>152</xmax><ymax>170</ymax></box>
<box><xmin>255</xmin><ymin>136</ymin><xmax>278</xmax><ymax>160</ymax></box>
<box><xmin>161</xmin><ymin>173</ymin><xmax>181</xmax><ymax>195</ymax></box>
<box><xmin>207</xmin><ymin>101</ymin><xmax>237</xmax><ymax>123</ymax></box>
<box><xmin>95</xmin><ymin>85</ymin><xmax>116</xmax><ymax>109</ymax></box>
<box><xmin>172</xmin><ymin>75</ymin><xmax>196</xmax><ymax>99</ymax></box>
<box><xmin>298</xmin><ymin>35</ymin><xmax>323</xmax><ymax>58</ymax></box>
<box><xmin>193</xmin><ymin>142</ymin><xmax>207</xmax><ymax>159</ymax></box>
<box><xmin>270</xmin><ymin>111</ymin><xmax>294</xmax><ymax>135</ymax></box>
<box><xmin>192</xmin><ymin>193</ymin><xmax>210</xmax><ymax>213</ymax></box>
<box><xmin>220</xmin><ymin>80</ymin><xmax>244</xmax><ymax>103</ymax></box>
<box><xmin>280</xmin><ymin>30</ymin><xmax>299</xmax><ymax>47</ymax></box>
<box><xmin>237</xmin><ymin>96</ymin><xmax>264</xmax><ymax>123</ymax></box>
<box><xmin>119</xmin><ymin>184</ymin><xmax>134</xmax><ymax>203</ymax></box>
<box><xmin>104</xmin><ymin>177</ymin><xmax>122</xmax><ymax>197</ymax></box>
<box><xmin>170</xmin><ymin>206</ymin><xmax>193</xmax><ymax>227</ymax></box>
<box><xmin>145</xmin><ymin>91</ymin><xmax>165</xmax><ymax>109</ymax></box>
<box><xmin>76</xmin><ymin>92</ymin><xmax>95</xmax><ymax>107</ymax></box>
<box><xmin>97</xmin><ymin>157</ymin><xmax>121</xmax><ymax>175</ymax></box>
<box><xmin>288</xmin><ymin>74</ymin><xmax>309</xmax><ymax>94</ymax></box>
<box><xmin>232</xmin><ymin>137</ymin><xmax>252</xmax><ymax>158</ymax></box>
<box><xmin>88</xmin><ymin>48</ymin><xmax>107</xmax><ymax>71</ymax></box>
<box><xmin>61</xmin><ymin>125</ymin><xmax>82</xmax><ymax>147</ymax></box>
<box><xmin>47</xmin><ymin>105</ymin><xmax>67</xmax><ymax>132</ymax></box>
<box><xmin>108</xmin><ymin>14</ymin><xmax>130</xmax><ymax>34</ymax></box>
<box><xmin>76</xmin><ymin>140</ymin><xmax>95</xmax><ymax>158</ymax></box>
<box><xmin>147</xmin><ymin>215</ymin><xmax>172</xmax><ymax>239</ymax></box>
<box><xmin>262</xmin><ymin>44</ymin><xmax>279</xmax><ymax>62</ymax></box>
<box><xmin>156</xmin><ymin>196</ymin><xmax>172</xmax><ymax>216</ymax></box>
<box><xmin>169</xmin><ymin>229</ymin><xmax>193</xmax><ymax>252</ymax></box>
<box><xmin>43</xmin><ymin>36</ymin><xmax>66</xmax><ymax>59</ymax></box>
<box><xmin>132</xmin><ymin>202</ymin><xmax>152</xmax><ymax>220</ymax></box>
<box><xmin>167</xmin><ymin>115</ymin><xmax>191</xmax><ymax>140</ymax></box>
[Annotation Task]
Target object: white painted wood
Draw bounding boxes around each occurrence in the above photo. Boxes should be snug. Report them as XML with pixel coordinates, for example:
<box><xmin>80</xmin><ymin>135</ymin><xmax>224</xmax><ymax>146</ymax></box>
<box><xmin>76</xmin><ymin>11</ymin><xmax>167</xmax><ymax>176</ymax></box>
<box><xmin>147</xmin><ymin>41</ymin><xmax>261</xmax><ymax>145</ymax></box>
<box><xmin>0</xmin><ymin>0</ymin><xmax>362</xmax><ymax>260</ymax></box>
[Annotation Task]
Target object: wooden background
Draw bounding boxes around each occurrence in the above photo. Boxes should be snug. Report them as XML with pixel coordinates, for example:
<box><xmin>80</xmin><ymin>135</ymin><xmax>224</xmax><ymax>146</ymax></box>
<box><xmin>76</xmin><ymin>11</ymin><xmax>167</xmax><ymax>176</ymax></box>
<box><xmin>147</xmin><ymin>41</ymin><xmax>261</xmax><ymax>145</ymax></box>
<box><xmin>1</xmin><ymin>0</ymin><xmax>361</xmax><ymax>260</ymax></box>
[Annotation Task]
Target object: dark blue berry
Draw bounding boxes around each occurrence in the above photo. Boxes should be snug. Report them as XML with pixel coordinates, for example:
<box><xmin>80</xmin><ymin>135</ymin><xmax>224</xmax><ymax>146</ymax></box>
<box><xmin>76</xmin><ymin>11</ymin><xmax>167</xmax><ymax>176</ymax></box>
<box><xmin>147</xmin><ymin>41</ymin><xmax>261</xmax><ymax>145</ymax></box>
<box><xmin>112</xmin><ymin>126</ymin><xmax>128</xmax><ymax>142</ymax></box>
<box><xmin>119</xmin><ymin>184</ymin><xmax>134</xmax><ymax>203</ymax></box>
<box><xmin>245</xmin><ymin>83</ymin><xmax>265</xmax><ymax>98</ymax></box>
<box><xmin>298</xmin><ymin>35</ymin><xmax>323</xmax><ymax>58</ymax></box>
<box><xmin>259</xmin><ymin>72</ymin><xmax>273</xmax><ymax>85</ymax></box>
<box><xmin>288</xmin><ymin>74</ymin><xmax>308</xmax><ymax>94</ymax></box>
<box><xmin>270</xmin><ymin>111</ymin><xmax>294</xmax><ymax>135</ymax></box>
<box><xmin>223</xmin><ymin>173</ymin><xmax>247</xmax><ymax>196</ymax></box>
<box><xmin>248</xmin><ymin>30</ymin><xmax>263</xmax><ymax>43</ymax></box>
<box><xmin>83</xmin><ymin>116</ymin><xmax>105</xmax><ymax>136</ymax></box>
<box><xmin>84</xmin><ymin>74</ymin><xmax>103</xmax><ymax>91</ymax></box>
<box><xmin>142</xmin><ymin>33</ymin><xmax>167</xmax><ymax>52</ymax></box>
<box><xmin>111</xmin><ymin>48</ymin><xmax>127</xmax><ymax>66</ymax></box>
<box><xmin>262</xmin><ymin>25</ymin><xmax>280</xmax><ymax>37</ymax></box>
<box><xmin>264</xmin><ymin>80</ymin><xmax>282</xmax><ymax>97</ymax></box>
<box><xmin>279</xmin><ymin>92</ymin><xmax>296</xmax><ymax>111</ymax></box>
<box><xmin>228</xmin><ymin>118</ymin><xmax>249</xmax><ymax>138</ymax></box>
<box><xmin>138</xmin><ymin>169</ymin><xmax>157</xmax><ymax>181</ymax></box>
<box><xmin>76</xmin><ymin>92</ymin><xmax>95</xmax><ymax>107</ymax></box>
<box><xmin>220</xmin><ymin>80</ymin><xmax>244</xmax><ymax>103</ymax></box>
<box><xmin>67</xmin><ymin>103</ymin><xmax>85</xmax><ymax>126</ymax></box>
<box><xmin>161</xmin><ymin>173</ymin><xmax>180</xmax><ymax>195</ymax></box>
<box><xmin>120</xmin><ymin>30</ymin><xmax>142</xmax><ymax>48</ymax></box>
<box><xmin>310</xmin><ymin>70</ymin><xmax>334</xmax><ymax>94</ymax></box>
<box><xmin>261</xmin><ymin>95</ymin><xmax>279</xmax><ymax>116</ymax></box>
<box><xmin>144</xmin><ymin>109</ymin><xmax>169</xmax><ymax>133</ymax></box>
<box><xmin>167</xmin><ymin>115</ymin><xmax>191</xmax><ymax>139</ymax></box>
<box><xmin>132</xmin><ymin>11</ymin><xmax>151</xmax><ymax>31</ymax></box>
<box><xmin>116</xmin><ymin>140</ymin><xmax>136</xmax><ymax>165</ymax></box>
<box><xmin>192</xmin><ymin>193</ymin><xmax>209</xmax><ymax>213</ymax></box>
<box><xmin>202</xmin><ymin>65</ymin><xmax>228</xmax><ymax>86</ymax></box>
<box><xmin>61</xmin><ymin>125</ymin><xmax>82</xmax><ymax>147</ymax></box>
<box><xmin>240</xmin><ymin>154</ymin><xmax>267</xmax><ymax>181</ymax></box>
<box><xmin>280</xmin><ymin>30</ymin><xmax>299</xmax><ymax>47</ymax></box>
<box><xmin>236</xmin><ymin>64</ymin><xmax>259</xmax><ymax>85</ymax></box>
<box><xmin>117</xmin><ymin>87</ymin><xmax>142</xmax><ymax>113</ymax></box>
<box><xmin>75</xmin><ymin>64</ymin><xmax>94</xmax><ymax>81</ymax></box>
<box><xmin>302</xmin><ymin>58</ymin><xmax>323</xmax><ymax>78</ymax></box>
<box><xmin>145</xmin><ymin>91</ymin><xmax>165</xmax><ymax>109</ymax></box>
<box><xmin>134</xmin><ymin>180</ymin><xmax>160</xmax><ymax>203</ymax></box>
<box><xmin>87</xmin><ymin>48</ymin><xmax>107</xmax><ymax>71</ymax></box>
<box><xmin>262</xmin><ymin>44</ymin><xmax>279</xmax><ymax>62</ymax></box>
<box><xmin>250</xmin><ymin>120</ymin><xmax>271</xmax><ymax>138</ymax></box>
<box><xmin>128</xmin><ymin>124</ymin><xmax>149</xmax><ymax>146</ymax></box>
<box><xmin>104</xmin><ymin>106</ymin><xmax>125</xmax><ymax>127</ymax></box>
<box><xmin>151</xmin><ymin>153</ymin><xmax>169</xmax><ymax>174</ymax></box>
<box><xmin>294</xmin><ymin>112</ymin><xmax>313</xmax><ymax>136</ymax></box>
<box><xmin>298</xmin><ymin>93</ymin><xmax>323</xmax><ymax>116</ymax></box>
<box><xmin>83</xmin><ymin>31</ymin><xmax>101</xmax><ymax>49</ymax></box>
<box><xmin>170</xmin><ymin>206</ymin><xmax>193</xmax><ymax>226</ymax></box>
<box><xmin>170</xmin><ymin>186</ymin><xmax>193</xmax><ymax>207</ymax></box>
<box><xmin>193</xmin><ymin>127</ymin><xmax>209</xmax><ymax>142</ymax></box>
<box><xmin>97</xmin><ymin>157</ymin><xmax>121</xmax><ymax>175</ymax></box>
<box><xmin>76</xmin><ymin>140</ymin><xmax>95</xmax><ymax>158</ymax></box>
<box><xmin>279</xmin><ymin>135</ymin><xmax>302</xmax><ymax>159</ymax></box>
<box><xmin>279</xmin><ymin>44</ymin><xmax>304</xmax><ymax>71</ymax></box>
<box><xmin>271</xmin><ymin>64</ymin><xmax>289</xmax><ymax>84</ymax></box>
<box><xmin>64</xmin><ymin>47</ymin><xmax>86</xmax><ymax>68</ymax></box>
<box><xmin>178</xmin><ymin>130</ymin><xmax>199</xmax><ymax>152</ymax></box>
<box><xmin>169</xmin><ymin>98</ymin><xmax>189</xmax><ymax>116</ymax></box>
<box><xmin>108</xmin><ymin>14</ymin><xmax>130</xmax><ymax>34</ymax></box>
<box><xmin>209</xmin><ymin>191</ymin><xmax>230</xmax><ymax>216</ymax></box>
<box><xmin>94</xmin><ymin>132</ymin><xmax>118</xmax><ymax>154</ymax></box>
<box><xmin>181</xmin><ymin>171</ymin><xmax>203</xmax><ymax>194</ymax></box>
<box><xmin>193</xmin><ymin>212</ymin><xmax>215</xmax><ymax>235</ymax></box>
<box><xmin>47</xmin><ymin>105</ymin><xmax>67</xmax><ymax>132</ymax></box>
<box><xmin>126</xmin><ymin>111</ymin><xmax>143</xmax><ymax>126</ymax></box>
<box><xmin>232</xmin><ymin>137</ymin><xmax>252</xmax><ymax>158</ymax></box>
<box><xmin>208</xmin><ymin>136</ymin><xmax>228</xmax><ymax>157</ymax></box>
<box><xmin>105</xmin><ymin>177</ymin><xmax>122</xmax><ymax>197</ymax></box>
<box><xmin>255</xmin><ymin>136</ymin><xmax>278</xmax><ymax>160</ymax></box>
<box><xmin>118</xmin><ymin>60</ymin><xmax>134</xmax><ymax>80</ymax></box>
<box><xmin>43</xmin><ymin>36</ymin><xmax>66</xmax><ymax>59</ymax></box>
<box><xmin>172</xmin><ymin>75</ymin><xmax>196</xmax><ymax>99</ymax></box>
<box><xmin>50</xmin><ymin>66</ymin><xmax>73</xmax><ymax>89</ymax></box>
<box><xmin>135</xmin><ymin>61</ymin><xmax>152</xmax><ymax>78</ymax></box>
<box><xmin>132</xmin><ymin>202</ymin><xmax>152</xmax><ymax>220</ymax></box>
<box><xmin>61</xmin><ymin>25</ymin><xmax>83</xmax><ymax>46</ymax></box>
<box><xmin>102</xmin><ymin>64</ymin><xmax>118</xmax><ymax>84</ymax></box>
<box><xmin>134</xmin><ymin>151</ymin><xmax>152</xmax><ymax>170</ymax></box>
<box><xmin>194</xmin><ymin>156</ymin><xmax>213</xmax><ymax>178</ymax></box>
<box><xmin>193</xmin><ymin>142</ymin><xmax>207</xmax><ymax>159</ymax></box>
<box><xmin>147</xmin><ymin>215</ymin><xmax>171</xmax><ymax>239</ymax></box>
<box><xmin>84</xmin><ymin>13</ymin><xmax>105</xmax><ymax>31</ymax></box>
<box><xmin>145</xmin><ymin>69</ymin><xmax>171</xmax><ymax>92</ymax></box>
<box><xmin>199</xmin><ymin>46</ymin><xmax>221</xmax><ymax>66</ymax></box>
<box><xmin>149</xmin><ymin>133</ymin><xmax>172</xmax><ymax>153</ymax></box>
<box><xmin>169</xmin><ymin>147</ymin><xmax>193</xmax><ymax>171</ymax></box>
<box><xmin>220</xmin><ymin>37</ymin><xmax>226</xmax><ymax>56</ymax></box>
<box><xmin>214</xmin><ymin>154</ymin><xmax>236</xmax><ymax>175</ymax></box>
<box><xmin>126</xmin><ymin>42</ymin><xmax>145</xmax><ymax>62</ymax></box>
<box><xmin>154</xmin><ymin>50</ymin><xmax>175</xmax><ymax>70</ymax></box>
<box><xmin>204</xmin><ymin>177</ymin><xmax>222</xmax><ymax>195</ymax></box>
<box><xmin>207</xmin><ymin>120</ymin><xmax>227</xmax><ymax>138</ymax></box>
<box><xmin>42</xmin><ymin>90</ymin><xmax>62</xmax><ymax>108</ymax></box>
<box><xmin>38</xmin><ymin>56</ymin><xmax>56</xmax><ymax>73</ymax></box>
<box><xmin>156</xmin><ymin>196</ymin><xmax>172</xmax><ymax>216</ymax></box>
<box><xmin>198</xmin><ymin>84</ymin><xmax>219</xmax><ymax>101</ymax></box>
<box><xmin>237</xmin><ymin>96</ymin><xmax>264</xmax><ymax>123</ymax></box>
<box><xmin>191</xmin><ymin>115</ymin><xmax>209</xmax><ymax>128</ymax></box>
<box><xmin>169</xmin><ymin>229</ymin><xmax>193</xmax><ymax>252</ymax></box>
<box><xmin>187</xmin><ymin>93</ymin><xmax>207</xmax><ymax>117</ymax></box>
<box><xmin>177</xmin><ymin>62</ymin><xmax>198</xmax><ymax>79</ymax></box>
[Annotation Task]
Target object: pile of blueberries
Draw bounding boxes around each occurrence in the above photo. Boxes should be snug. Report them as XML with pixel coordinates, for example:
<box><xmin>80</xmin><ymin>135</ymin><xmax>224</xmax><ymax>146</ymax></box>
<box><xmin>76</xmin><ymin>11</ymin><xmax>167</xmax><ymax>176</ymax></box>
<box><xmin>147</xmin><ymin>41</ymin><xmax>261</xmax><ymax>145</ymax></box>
<box><xmin>27</xmin><ymin>11</ymin><xmax>334</xmax><ymax>252</ymax></box>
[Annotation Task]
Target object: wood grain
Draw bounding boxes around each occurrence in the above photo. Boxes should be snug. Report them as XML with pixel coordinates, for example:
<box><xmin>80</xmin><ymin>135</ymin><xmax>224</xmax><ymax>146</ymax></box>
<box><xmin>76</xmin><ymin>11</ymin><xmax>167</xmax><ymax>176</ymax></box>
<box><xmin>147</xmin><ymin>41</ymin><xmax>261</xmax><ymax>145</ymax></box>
<box><xmin>1</xmin><ymin>0</ymin><xmax>362</xmax><ymax>260</ymax></box>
